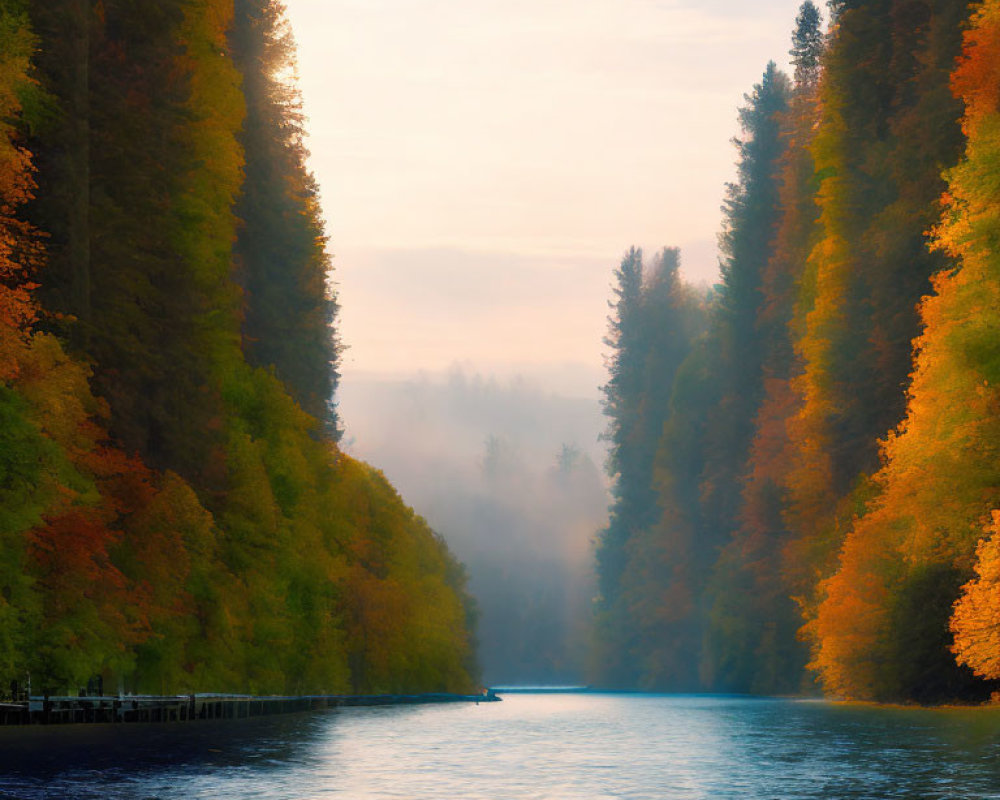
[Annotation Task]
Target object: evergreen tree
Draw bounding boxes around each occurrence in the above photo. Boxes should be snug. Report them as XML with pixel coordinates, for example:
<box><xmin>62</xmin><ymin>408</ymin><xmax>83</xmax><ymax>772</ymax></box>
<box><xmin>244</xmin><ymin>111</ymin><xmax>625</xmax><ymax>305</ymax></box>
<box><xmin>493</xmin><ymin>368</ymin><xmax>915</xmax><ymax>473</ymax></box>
<box><xmin>827</xmin><ymin>1</ymin><xmax>848</xmax><ymax>25</ymax></box>
<box><xmin>231</xmin><ymin>0</ymin><xmax>341</xmax><ymax>437</ymax></box>
<box><xmin>28</xmin><ymin>0</ymin><xmax>246</xmax><ymax>483</ymax></box>
<box><xmin>700</xmin><ymin>62</ymin><xmax>790</xmax><ymax>552</ymax></box>
<box><xmin>697</xmin><ymin>62</ymin><xmax>791</xmax><ymax>692</ymax></box>
<box><xmin>790</xmin><ymin>2</ymin><xmax>824</xmax><ymax>87</ymax></box>
<box><xmin>595</xmin><ymin>246</ymin><xmax>646</xmax><ymax>610</ymax></box>
<box><xmin>591</xmin><ymin>0</ymin><xmax>978</xmax><ymax>701</ymax></box>
<box><xmin>593</xmin><ymin>248</ymin><xmax>708</xmax><ymax>687</ymax></box>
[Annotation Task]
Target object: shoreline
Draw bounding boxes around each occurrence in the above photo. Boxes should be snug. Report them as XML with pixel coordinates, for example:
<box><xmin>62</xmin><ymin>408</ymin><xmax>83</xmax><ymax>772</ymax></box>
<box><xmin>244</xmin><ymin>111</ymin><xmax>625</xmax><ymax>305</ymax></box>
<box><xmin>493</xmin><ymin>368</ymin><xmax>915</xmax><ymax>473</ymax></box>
<box><xmin>0</xmin><ymin>690</ymin><xmax>500</xmax><ymax>727</ymax></box>
<box><xmin>493</xmin><ymin>687</ymin><xmax>1000</xmax><ymax>711</ymax></box>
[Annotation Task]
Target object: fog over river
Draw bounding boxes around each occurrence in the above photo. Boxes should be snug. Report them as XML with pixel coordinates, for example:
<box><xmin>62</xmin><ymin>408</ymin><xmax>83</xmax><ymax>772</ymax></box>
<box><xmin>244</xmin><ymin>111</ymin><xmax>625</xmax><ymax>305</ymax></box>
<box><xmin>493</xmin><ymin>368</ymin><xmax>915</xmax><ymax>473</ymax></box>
<box><xmin>339</xmin><ymin>368</ymin><xmax>609</xmax><ymax>685</ymax></box>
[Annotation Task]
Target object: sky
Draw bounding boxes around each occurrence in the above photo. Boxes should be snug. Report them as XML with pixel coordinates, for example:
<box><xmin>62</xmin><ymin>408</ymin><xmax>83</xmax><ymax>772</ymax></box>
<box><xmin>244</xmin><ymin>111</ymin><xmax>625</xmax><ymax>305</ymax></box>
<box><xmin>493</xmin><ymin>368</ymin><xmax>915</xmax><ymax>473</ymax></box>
<box><xmin>283</xmin><ymin>0</ymin><xmax>812</xmax><ymax>396</ymax></box>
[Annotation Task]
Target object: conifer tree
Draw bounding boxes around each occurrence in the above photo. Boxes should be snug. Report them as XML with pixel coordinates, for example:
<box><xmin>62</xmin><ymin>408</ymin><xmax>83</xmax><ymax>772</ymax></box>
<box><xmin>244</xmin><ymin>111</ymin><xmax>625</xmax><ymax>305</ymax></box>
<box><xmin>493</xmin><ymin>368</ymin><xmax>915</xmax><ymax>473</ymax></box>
<box><xmin>698</xmin><ymin>6</ymin><xmax>826</xmax><ymax>692</ymax></box>
<box><xmin>231</xmin><ymin>0</ymin><xmax>341</xmax><ymax>437</ymax></box>
<box><xmin>790</xmin><ymin>2</ymin><xmax>823</xmax><ymax>86</ymax></box>
<box><xmin>592</xmin><ymin>248</ymin><xmax>708</xmax><ymax>687</ymax></box>
<box><xmin>697</xmin><ymin>62</ymin><xmax>791</xmax><ymax>691</ymax></box>
<box><xmin>596</xmin><ymin>246</ymin><xmax>646</xmax><ymax>609</ymax></box>
<box><xmin>699</xmin><ymin>63</ymin><xmax>789</xmax><ymax>549</ymax></box>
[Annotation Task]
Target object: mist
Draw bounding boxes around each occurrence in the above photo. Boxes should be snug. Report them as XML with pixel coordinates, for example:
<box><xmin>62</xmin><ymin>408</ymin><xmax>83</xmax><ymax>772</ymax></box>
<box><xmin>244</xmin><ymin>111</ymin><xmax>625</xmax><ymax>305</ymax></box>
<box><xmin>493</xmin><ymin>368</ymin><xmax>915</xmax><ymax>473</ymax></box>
<box><xmin>339</xmin><ymin>367</ymin><xmax>610</xmax><ymax>686</ymax></box>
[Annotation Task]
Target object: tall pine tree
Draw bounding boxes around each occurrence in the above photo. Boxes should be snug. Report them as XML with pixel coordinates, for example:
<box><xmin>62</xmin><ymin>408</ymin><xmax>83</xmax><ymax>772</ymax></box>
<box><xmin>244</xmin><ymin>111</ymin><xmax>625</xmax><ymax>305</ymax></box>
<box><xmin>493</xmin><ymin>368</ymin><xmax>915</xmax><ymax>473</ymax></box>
<box><xmin>231</xmin><ymin>0</ymin><xmax>340</xmax><ymax>437</ymax></box>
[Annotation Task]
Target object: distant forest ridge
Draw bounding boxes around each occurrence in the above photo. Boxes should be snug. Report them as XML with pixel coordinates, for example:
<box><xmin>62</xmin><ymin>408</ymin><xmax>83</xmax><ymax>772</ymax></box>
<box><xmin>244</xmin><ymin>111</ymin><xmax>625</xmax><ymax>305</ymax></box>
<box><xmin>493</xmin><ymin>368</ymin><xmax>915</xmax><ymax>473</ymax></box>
<box><xmin>0</xmin><ymin>0</ymin><xmax>476</xmax><ymax>696</ymax></box>
<box><xmin>594</xmin><ymin>0</ymin><xmax>1000</xmax><ymax>703</ymax></box>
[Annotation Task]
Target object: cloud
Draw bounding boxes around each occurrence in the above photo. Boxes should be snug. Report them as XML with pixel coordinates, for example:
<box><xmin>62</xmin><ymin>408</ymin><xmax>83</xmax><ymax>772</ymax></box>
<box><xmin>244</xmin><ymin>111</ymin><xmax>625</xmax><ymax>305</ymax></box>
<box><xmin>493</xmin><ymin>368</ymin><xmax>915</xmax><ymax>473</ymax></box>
<box><xmin>336</xmin><ymin>245</ymin><xmax>617</xmax><ymax>375</ymax></box>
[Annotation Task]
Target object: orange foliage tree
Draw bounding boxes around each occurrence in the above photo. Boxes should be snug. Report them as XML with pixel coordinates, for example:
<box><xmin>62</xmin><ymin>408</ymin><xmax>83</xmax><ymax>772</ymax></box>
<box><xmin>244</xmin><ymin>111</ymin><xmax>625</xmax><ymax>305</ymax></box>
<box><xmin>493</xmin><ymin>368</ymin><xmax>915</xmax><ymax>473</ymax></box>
<box><xmin>952</xmin><ymin>513</ymin><xmax>1000</xmax><ymax>680</ymax></box>
<box><xmin>0</xmin><ymin>0</ymin><xmax>40</xmax><ymax>379</ymax></box>
<box><xmin>809</xmin><ymin>0</ymin><xmax>1000</xmax><ymax>701</ymax></box>
<box><xmin>943</xmin><ymin>0</ymin><xmax>1000</xmax><ymax>687</ymax></box>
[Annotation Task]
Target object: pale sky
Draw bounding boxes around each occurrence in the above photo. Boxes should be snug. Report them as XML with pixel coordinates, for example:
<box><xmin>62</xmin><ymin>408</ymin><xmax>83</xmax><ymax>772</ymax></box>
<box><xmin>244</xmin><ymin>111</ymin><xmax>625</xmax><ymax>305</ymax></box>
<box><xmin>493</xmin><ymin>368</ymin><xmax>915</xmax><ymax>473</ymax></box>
<box><xmin>283</xmin><ymin>0</ymin><xmax>811</xmax><ymax>396</ymax></box>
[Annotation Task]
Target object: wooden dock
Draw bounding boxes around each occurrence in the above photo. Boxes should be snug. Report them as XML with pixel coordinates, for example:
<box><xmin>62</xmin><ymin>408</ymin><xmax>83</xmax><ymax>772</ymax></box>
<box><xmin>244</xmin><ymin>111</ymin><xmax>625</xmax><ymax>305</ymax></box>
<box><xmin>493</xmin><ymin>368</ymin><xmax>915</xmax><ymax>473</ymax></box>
<box><xmin>0</xmin><ymin>690</ymin><xmax>499</xmax><ymax>727</ymax></box>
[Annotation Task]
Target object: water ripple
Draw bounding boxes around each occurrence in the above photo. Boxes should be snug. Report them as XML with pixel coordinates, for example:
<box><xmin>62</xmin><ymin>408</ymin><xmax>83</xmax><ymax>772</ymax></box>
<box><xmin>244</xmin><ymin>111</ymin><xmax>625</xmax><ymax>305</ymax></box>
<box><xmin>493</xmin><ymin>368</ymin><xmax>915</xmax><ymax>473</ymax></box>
<box><xmin>2</xmin><ymin>695</ymin><xmax>1000</xmax><ymax>799</ymax></box>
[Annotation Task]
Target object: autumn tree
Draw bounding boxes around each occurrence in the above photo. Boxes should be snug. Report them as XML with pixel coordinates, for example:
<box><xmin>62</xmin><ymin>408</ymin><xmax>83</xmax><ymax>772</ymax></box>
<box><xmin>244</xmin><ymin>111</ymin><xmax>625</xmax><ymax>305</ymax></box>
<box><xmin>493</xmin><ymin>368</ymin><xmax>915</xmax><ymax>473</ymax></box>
<box><xmin>0</xmin><ymin>0</ymin><xmax>46</xmax><ymax>686</ymax></box>
<box><xmin>783</xmin><ymin>0</ymin><xmax>969</xmax><ymax>616</ymax></box>
<box><xmin>591</xmin><ymin>0</ymin><xmax>983</xmax><ymax>701</ymax></box>
<box><xmin>808</xmin><ymin>0</ymin><xmax>997</xmax><ymax>702</ymax></box>
<box><xmin>953</xmin><ymin>515</ymin><xmax>1000</xmax><ymax>680</ymax></box>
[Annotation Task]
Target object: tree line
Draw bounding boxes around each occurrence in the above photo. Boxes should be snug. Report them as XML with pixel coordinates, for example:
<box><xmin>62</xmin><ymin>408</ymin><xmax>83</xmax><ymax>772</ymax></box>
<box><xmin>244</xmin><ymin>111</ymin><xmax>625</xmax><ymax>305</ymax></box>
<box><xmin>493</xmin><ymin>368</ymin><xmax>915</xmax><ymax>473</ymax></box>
<box><xmin>0</xmin><ymin>0</ymin><xmax>476</xmax><ymax>696</ymax></box>
<box><xmin>594</xmin><ymin>0</ymin><xmax>1000</xmax><ymax>703</ymax></box>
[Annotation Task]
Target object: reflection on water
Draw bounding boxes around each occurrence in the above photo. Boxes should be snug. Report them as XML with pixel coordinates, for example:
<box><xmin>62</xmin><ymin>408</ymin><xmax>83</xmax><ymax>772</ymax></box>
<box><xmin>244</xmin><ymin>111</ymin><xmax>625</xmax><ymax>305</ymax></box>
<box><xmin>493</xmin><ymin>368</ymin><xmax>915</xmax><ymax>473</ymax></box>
<box><xmin>2</xmin><ymin>694</ymin><xmax>1000</xmax><ymax>799</ymax></box>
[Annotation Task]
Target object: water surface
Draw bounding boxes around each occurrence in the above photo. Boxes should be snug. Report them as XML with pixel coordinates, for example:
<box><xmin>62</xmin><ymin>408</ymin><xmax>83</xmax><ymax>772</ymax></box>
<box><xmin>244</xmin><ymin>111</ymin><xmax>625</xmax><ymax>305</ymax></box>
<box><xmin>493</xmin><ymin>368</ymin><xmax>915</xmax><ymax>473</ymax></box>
<box><xmin>2</xmin><ymin>693</ymin><xmax>1000</xmax><ymax>799</ymax></box>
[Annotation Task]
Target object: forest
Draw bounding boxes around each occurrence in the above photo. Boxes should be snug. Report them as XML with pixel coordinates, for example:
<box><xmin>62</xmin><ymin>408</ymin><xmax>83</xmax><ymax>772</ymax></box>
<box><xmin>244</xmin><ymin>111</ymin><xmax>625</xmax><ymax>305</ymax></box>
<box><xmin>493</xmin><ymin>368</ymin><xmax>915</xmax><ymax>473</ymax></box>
<box><xmin>0</xmin><ymin>0</ymin><xmax>476</xmax><ymax>696</ymax></box>
<box><xmin>6</xmin><ymin>0</ymin><xmax>1000</xmax><ymax>709</ymax></box>
<box><xmin>594</xmin><ymin>0</ymin><xmax>1000</xmax><ymax>703</ymax></box>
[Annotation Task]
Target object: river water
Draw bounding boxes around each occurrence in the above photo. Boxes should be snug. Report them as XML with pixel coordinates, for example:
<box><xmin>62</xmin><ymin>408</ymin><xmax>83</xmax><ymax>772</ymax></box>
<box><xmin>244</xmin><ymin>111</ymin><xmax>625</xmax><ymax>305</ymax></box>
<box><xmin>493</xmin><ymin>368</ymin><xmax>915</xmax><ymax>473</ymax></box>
<box><xmin>2</xmin><ymin>692</ymin><xmax>1000</xmax><ymax>799</ymax></box>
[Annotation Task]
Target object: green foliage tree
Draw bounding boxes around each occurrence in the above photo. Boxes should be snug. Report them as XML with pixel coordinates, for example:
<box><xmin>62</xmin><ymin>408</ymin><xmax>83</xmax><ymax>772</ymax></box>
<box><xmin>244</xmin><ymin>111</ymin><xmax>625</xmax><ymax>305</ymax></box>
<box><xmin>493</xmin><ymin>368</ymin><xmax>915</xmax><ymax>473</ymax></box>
<box><xmin>28</xmin><ymin>0</ymin><xmax>245</xmax><ymax>484</ymax></box>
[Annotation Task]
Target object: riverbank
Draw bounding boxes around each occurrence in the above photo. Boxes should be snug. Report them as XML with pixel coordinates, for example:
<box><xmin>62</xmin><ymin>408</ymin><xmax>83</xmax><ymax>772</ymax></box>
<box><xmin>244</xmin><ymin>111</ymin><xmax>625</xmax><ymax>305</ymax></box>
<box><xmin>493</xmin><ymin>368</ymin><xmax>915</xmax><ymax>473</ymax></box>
<box><xmin>0</xmin><ymin>690</ymin><xmax>499</xmax><ymax>726</ymax></box>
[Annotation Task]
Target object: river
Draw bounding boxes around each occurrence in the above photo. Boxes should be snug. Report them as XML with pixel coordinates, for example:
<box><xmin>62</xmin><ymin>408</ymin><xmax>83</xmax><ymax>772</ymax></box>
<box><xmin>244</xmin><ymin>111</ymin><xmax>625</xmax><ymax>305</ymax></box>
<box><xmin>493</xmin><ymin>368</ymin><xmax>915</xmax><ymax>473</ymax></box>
<box><xmin>2</xmin><ymin>692</ymin><xmax>1000</xmax><ymax>799</ymax></box>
